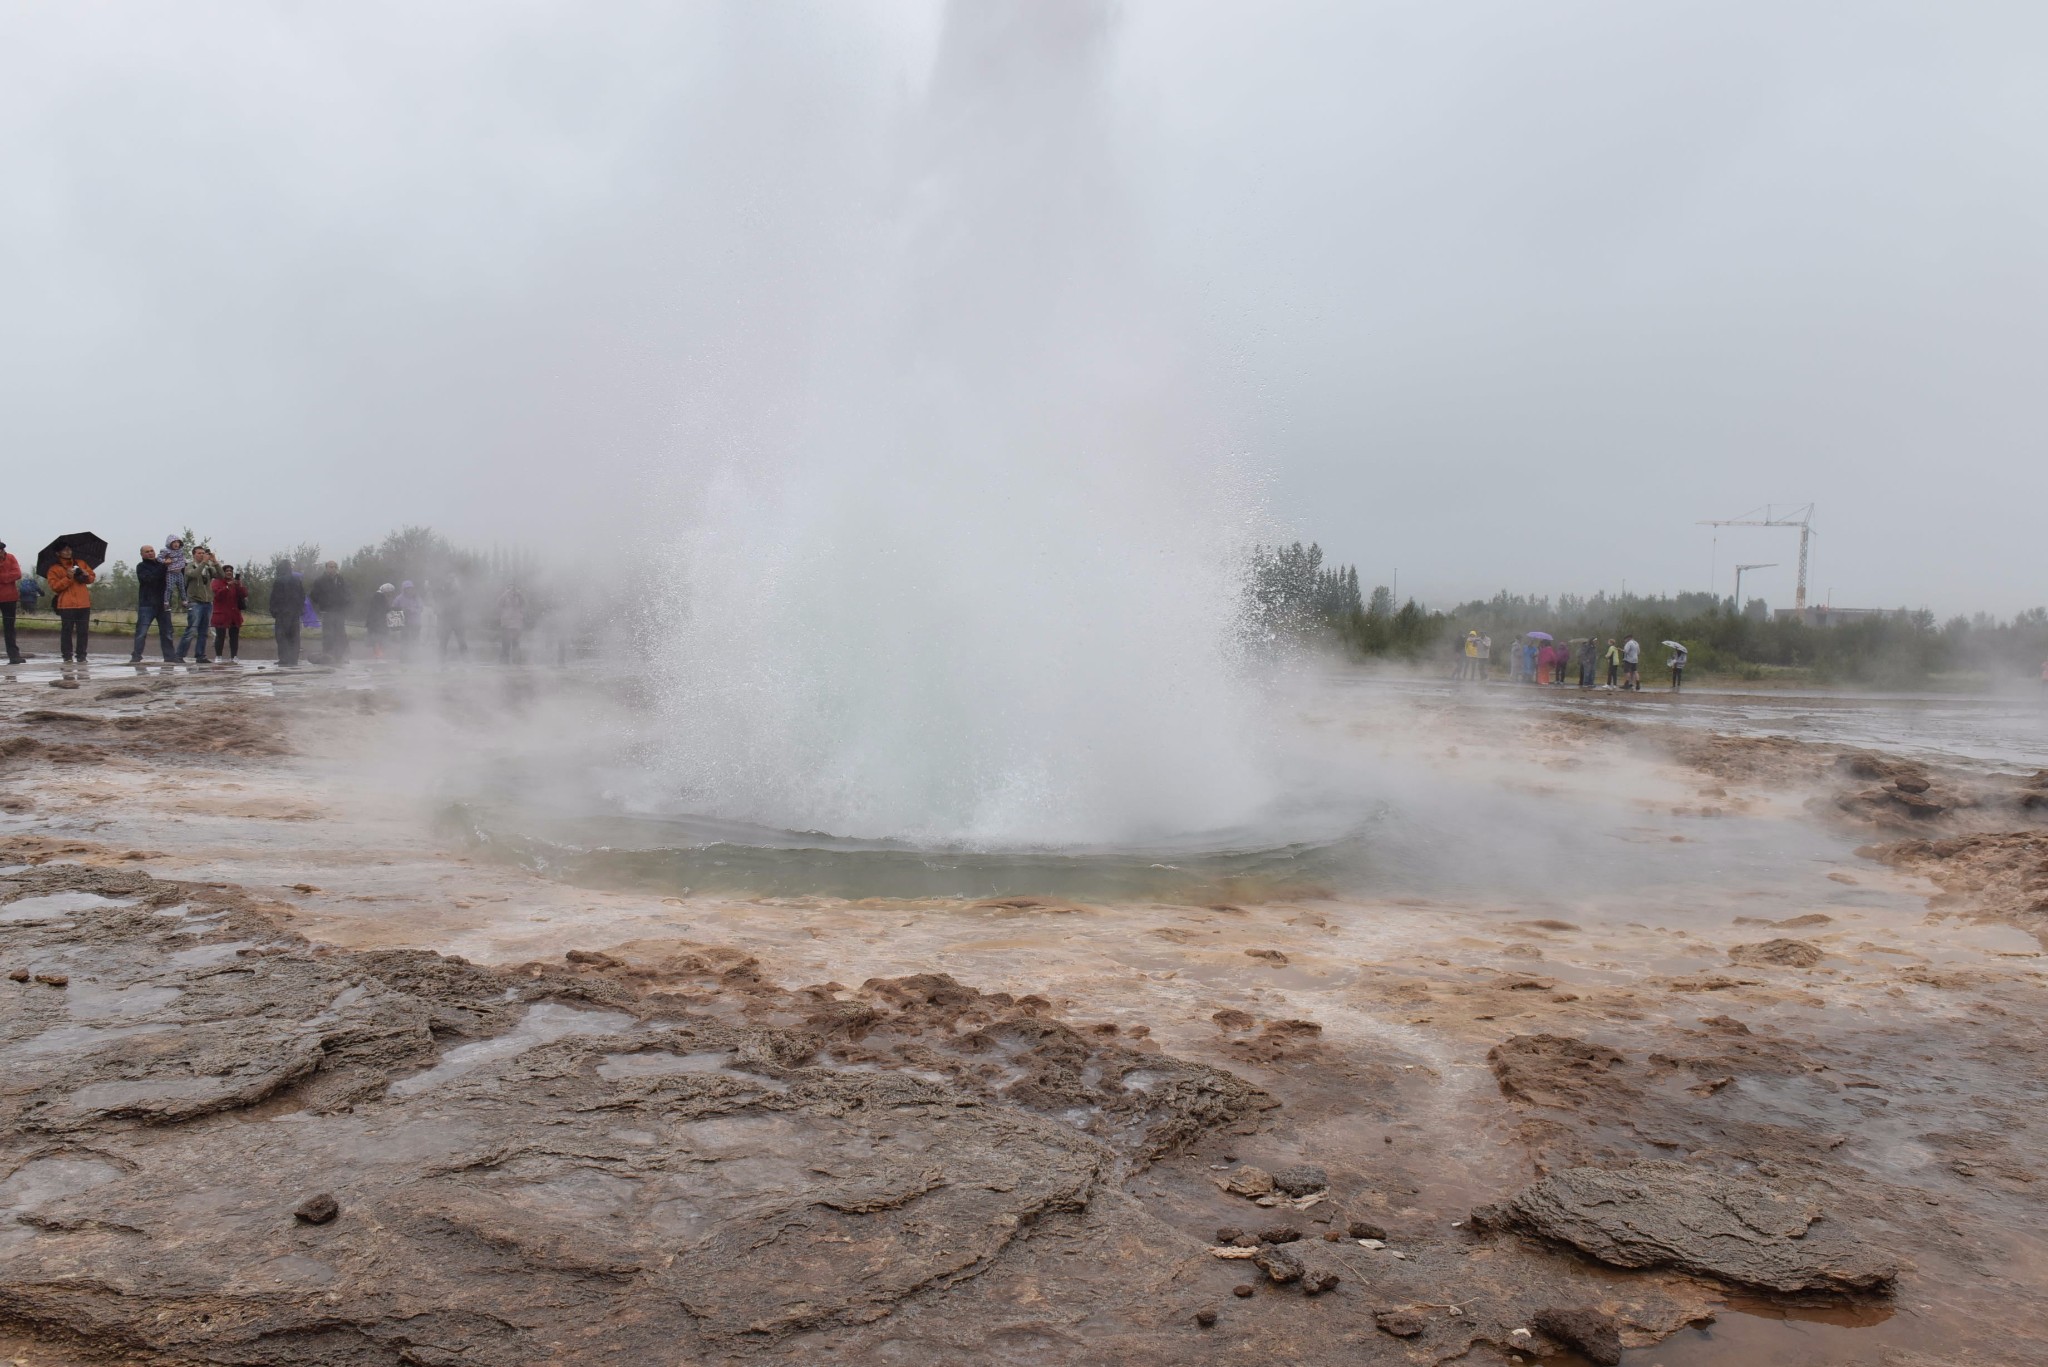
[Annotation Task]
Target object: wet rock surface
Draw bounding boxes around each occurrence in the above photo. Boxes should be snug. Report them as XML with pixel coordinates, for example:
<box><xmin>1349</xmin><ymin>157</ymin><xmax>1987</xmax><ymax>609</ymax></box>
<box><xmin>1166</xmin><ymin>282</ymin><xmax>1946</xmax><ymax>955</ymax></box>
<box><xmin>1492</xmin><ymin>1161</ymin><xmax>1897</xmax><ymax>1294</ymax></box>
<box><xmin>0</xmin><ymin>865</ymin><xmax>1280</xmax><ymax>1365</ymax></box>
<box><xmin>1532</xmin><ymin>1306</ymin><xmax>1623</xmax><ymax>1365</ymax></box>
<box><xmin>11</xmin><ymin>672</ymin><xmax>2048</xmax><ymax>1364</ymax></box>
<box><xmin>0</xmin><ymin>860</ymin><xmax>1728</xmax><ymax>1367</ymax></box>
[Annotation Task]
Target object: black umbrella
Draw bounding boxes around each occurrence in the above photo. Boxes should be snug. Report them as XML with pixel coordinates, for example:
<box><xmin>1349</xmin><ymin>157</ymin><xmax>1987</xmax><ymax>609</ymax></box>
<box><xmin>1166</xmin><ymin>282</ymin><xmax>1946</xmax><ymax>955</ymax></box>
<box><xmin>36</xmin><ymin>533</ymin><xmax>109</xmax><ymax>579</ymax></box>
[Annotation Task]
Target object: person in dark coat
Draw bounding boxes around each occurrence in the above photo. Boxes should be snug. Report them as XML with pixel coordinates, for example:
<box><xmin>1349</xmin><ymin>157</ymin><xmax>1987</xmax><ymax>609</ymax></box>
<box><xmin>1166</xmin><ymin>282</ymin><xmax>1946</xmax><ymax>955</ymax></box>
<box><xmin>129</xmin><ymin>545</ymin><xmax>175</xmax><ymax>663</ymax></box>
<box><xmin>268</xmin><ymin>560</ymin><xmax>307</xmax><ymax>668</ymax></box>
<box><xmin>364</xmin><ymin>583</ymin><xmax>395</xmax><ymax>660</ymax></box>
<box><xmin>309</xmin><ymin>561</ymin><xmax>353</xmax><ymax>663</ymax></box>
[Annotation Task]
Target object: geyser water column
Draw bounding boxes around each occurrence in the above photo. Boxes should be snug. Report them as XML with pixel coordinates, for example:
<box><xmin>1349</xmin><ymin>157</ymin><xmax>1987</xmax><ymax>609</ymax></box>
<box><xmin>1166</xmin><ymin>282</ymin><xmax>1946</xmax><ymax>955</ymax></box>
<box><xmin>646</xmin><ymin>0</ymin><xmax>1279</xmax><ymax>848</ymax></box>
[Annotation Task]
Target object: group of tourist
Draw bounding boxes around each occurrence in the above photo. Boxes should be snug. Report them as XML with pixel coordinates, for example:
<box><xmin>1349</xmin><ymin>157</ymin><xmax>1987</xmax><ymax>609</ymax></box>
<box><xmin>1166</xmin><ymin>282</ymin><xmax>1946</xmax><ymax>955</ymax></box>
<box><xmin>0</xmin><ymin>535</ymin><xmax>535</xmax><ymax>669</ymax></box>
<box><xmin>1454</xmin><ymin>630</ymin><xmax>1688</xmax><ymax>691</ymax></box>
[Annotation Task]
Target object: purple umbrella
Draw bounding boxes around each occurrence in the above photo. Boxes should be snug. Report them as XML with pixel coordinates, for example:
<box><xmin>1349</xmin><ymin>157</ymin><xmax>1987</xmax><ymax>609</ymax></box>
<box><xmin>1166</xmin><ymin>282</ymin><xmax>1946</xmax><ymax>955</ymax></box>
<box><xmin>1524</xmin><ymin>631</ymin><xmax>1553</xmax><ymax>641</ymax></box>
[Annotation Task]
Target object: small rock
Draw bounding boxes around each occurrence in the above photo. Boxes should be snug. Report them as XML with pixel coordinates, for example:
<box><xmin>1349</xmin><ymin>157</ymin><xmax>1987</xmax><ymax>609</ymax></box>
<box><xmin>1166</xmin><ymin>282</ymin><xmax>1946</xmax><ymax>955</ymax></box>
<box><xmin>1244</xmin><ymin>948</ymin><xmax>1288</xmax><ymax>965</ymax></box>
<box><xmin>6</xmin><ymin>968</ymin><xmax>28</xmax><ymax>982</ymax></box>
<box><xmin>565</xmin><ymin>949</ymin><xmax>622</xmax><ymax>968</ymax></box>
<box><xmin>1194</xmin><ymin>1307</ymin><xmax>1218</xmax><ymax>1328</ymax></box>
<box><xmin>1301</xmin><ymin>1271</ymin><xmax>1340</xmax><ymax>1295</ymax></box>
<box><xmin>34</xmin><ymin>973</ymin><xmax>68</xmax><ymax>987</ymax></box>
<box><xmin>1257</xmin><ymin>1225</ymin><xmax>1302</xmax><ymax>1245</ymax></box>
<box><xmin>1892</xmin><ymin>775</ymin><xmax>1932</xmax><ymax>794</ymax></box>
<box><xmin>290</xmin><ymin>882</ymin><xmax>321</xmax><ymax>893</ymax></box>
<box><xmin>1886</xmin><ymin>788</ymin><xmax>1946</xmax><ymax>818</ymax></box>
<box><xmin>1271</xmin><ymin>1165</ymin><xmax>1327</xmax><ymax>1196</ymax></box>
<box><xmin>1322</xmin><ymin>1230</ymin><xmax>1342</xmax><ymax>1242</ymax></box>
<box><xmin>1729</xmin><ymin>938</ymin><xmax>1824</xmax><ymax>969</ymax></box>
<box><xmin>1232</xmin><ymin>1234</ymin><xmax>1260</xmax><ymax>1248</ymax></box>
<box><xmin>1357</xmin><ymin>1238</ymin><xmax>1385</xmax><ymax>1250</ymax></box>
<box><xmin>1215</xmin><ymin>1226</ymin><xmax>1243</xmax><ymax>1244</ymax></box>
<box><xmin>293</xmin><ymin>1193</ymin><xmax>340</xmax><ymax>1225</ymax></box>
<box><xmin>1348</xmin><ymin>1219</ymin><xmax>1388</xmax><ymax>1240</ymax></box>
<box><xmin>1217</xmin><ymin>1165</ymin><xmax>1274</xmax><ymax>1197</ymax></box>
<box><xmin>1375</xmin><ymin>1309</ymin><xmax>1426</xmax><ymax>1338</ymax></box>
<box><xmin>1211</xmin><ymin>1008</ymin><xmax>1256</xmax><ymax>1031</ymax></box>
<box><xmin>1533</xmin><ymin>1307</ymin><xmax>1623</xmax><ymax>1366</ymax></box>
<box><xmin>1232</xmin><ymin>1284</ymin><xmax>1255</xmax><ymax>1298</ymax></box>
<box><xmin>1252</xmin><ymin>1244</ymin><xmax>1303</xmax><ymax>1284</ymax></box>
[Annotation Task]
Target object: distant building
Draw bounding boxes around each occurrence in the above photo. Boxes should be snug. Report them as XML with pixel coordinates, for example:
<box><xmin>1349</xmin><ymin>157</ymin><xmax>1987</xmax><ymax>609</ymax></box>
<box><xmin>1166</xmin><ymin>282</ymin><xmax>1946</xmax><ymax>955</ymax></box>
<box><xmin>1773</xmin><ymin>606</ymin><xmax>1897</xmax><ymax>628</ymax></box>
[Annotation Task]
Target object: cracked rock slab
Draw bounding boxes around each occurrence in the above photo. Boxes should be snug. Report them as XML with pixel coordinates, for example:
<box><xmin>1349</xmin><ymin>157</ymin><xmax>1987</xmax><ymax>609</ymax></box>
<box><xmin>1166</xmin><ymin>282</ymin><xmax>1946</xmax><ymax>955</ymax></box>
<box><xmin>1493</xmin><ymin>1161</ymin><xmax>1897</xmax><ymax>1295</ymax></box>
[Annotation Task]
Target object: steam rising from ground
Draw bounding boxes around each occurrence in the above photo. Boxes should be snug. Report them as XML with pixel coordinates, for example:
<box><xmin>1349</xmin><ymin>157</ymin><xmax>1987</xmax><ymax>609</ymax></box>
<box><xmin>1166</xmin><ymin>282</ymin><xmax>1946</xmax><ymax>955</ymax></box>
<box><xmin>646</xmin><ymin>2</ymin><xmax>1277</xmax><ymax>846</ymax></box>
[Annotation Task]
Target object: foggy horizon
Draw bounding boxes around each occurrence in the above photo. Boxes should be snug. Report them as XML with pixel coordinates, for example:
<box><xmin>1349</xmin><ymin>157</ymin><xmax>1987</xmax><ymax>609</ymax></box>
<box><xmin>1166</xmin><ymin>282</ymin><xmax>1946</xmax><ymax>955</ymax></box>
<box><xmin>4</xmin><ymin>1</ymin><xmax>2043</xmax><ymax>616</ymax></box>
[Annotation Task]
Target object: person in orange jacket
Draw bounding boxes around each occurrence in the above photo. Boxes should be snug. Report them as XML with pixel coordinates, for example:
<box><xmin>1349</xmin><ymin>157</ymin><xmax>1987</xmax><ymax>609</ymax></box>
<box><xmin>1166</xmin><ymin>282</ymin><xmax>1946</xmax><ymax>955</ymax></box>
<box><xmin>45</xmin><ymin>545</ymin><xmax>96</xmax><ymax>664</ymax></box>
<box><xmin>0</xmin><ymin>539</ymin><xmax>24</xmax><ymax>664</ymax></box>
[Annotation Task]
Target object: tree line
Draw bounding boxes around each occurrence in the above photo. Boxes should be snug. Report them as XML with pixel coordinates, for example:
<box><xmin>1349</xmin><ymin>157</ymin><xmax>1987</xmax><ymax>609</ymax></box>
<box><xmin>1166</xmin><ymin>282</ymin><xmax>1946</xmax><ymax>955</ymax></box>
<box><xmin>1247</xmin><ymin>546</ymin><xmax>2048</xmax><ymax>687</ymax></box>
<box><xmin>80</xmin><ymin>526</ymin><xmax>543</xmax><ymax>623</ymax></box>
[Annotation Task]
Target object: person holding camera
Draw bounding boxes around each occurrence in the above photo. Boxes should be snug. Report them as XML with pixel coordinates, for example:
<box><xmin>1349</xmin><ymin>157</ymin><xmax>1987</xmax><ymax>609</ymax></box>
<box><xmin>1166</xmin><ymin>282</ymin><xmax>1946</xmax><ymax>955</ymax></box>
<box><xmin>46</xmin><ymin>545</ymin><xmax>95</xmax><ymax>665</ymax></box>
<box><xmin>211</xmin><ymin>563</ymin><xmax>247</xmax><ymax>662</ymax></box>
<box><xmin>129</xmin><ymin>545</ymin><xmax>175</xmax><ymax>663</ymax></box>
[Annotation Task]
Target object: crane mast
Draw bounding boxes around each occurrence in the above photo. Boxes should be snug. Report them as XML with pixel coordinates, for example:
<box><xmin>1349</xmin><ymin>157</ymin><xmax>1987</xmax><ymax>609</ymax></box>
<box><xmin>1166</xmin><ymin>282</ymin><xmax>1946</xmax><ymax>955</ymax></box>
<box><xmin>1699</xmin><ymin>504</ymin><xmax>1815</xmax><ymax>610</ymax></box>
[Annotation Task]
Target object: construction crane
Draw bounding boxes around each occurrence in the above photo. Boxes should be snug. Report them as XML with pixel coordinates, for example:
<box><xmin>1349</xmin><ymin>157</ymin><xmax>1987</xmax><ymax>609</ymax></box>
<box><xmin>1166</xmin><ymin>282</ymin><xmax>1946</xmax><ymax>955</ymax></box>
<box><xmin>1733</xmin><ymin>562</ymin><xmax>1776</xmax><ymax>611</ymax></box>
<box><xmin>1700</xmin><ymin>504</ymin><xmax>1815</xmax><ymax>609</ymax></box>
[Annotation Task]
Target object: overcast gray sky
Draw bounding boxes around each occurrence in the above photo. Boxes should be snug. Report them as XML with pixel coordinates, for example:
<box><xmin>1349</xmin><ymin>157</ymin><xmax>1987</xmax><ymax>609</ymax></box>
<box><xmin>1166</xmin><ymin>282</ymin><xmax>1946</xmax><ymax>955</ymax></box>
<box><xmin>3</xmin><ymin>1</ymin><xmax>2043</xmax><ymax>615</ymax></box>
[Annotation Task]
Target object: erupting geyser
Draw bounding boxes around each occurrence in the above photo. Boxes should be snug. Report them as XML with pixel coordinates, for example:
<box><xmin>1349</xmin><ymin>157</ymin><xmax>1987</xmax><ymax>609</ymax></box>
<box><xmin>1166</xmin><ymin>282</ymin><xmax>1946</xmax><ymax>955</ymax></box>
<box><xmin>648</xmin><ymin>1</ymin><xmax>1280</xmax><ymax>847</ymax></box>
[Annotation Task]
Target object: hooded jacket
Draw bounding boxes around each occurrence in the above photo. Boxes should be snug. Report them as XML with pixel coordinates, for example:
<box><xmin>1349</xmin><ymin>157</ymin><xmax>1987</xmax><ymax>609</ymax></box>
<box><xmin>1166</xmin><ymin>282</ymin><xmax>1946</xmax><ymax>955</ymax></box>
<box><xmin>268</xmin><ymin>568</ymin><xmax>306</xmax><ymax>624</ymax></box>
<box><xmin>0</xmin><ymin>551</ymin><xmax>19</xmax><ymax>604</ymax></box>
<box><xmin>47</xmin><ymin>558</ymin><xmax>95</xmax><ymax>611</ymax></box>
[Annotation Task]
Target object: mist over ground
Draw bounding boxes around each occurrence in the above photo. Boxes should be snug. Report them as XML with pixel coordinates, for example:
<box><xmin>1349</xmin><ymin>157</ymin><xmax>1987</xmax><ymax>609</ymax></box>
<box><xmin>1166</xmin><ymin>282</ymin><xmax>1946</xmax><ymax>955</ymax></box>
<box><xmin>3</xmin><ymin>1</ymin><xmax>2044</xmax><ymax>612</ymax></box>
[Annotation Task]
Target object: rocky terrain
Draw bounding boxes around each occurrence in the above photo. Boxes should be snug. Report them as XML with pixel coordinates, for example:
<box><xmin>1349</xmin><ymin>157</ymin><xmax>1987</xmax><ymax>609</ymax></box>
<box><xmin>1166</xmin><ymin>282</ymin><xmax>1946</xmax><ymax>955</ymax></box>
<box><xmin>4</xmin><ymin>667</ymin><xmax>2046</xmax><ymax>1365</ymax></box>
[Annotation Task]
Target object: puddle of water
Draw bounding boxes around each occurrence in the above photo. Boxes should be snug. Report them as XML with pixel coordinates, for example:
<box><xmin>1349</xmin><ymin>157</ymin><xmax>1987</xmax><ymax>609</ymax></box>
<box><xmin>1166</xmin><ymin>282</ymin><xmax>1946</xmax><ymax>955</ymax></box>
<box><xmin>1925</xmin><ymin>921</ymin><xmax>2043</xmax><ymax>963</ymax></box>
<box><xmin>1638</xmin><ymin>1299</ymin><xmax>1897</xmax><ymax>1366</ymax></box>
<box><xmin>167</xmin><ymin>940</ymin><xmax>256</xmax><ymax>968</ymax></box>
<box><xmin>388</xmin><ymin>1003</ymin><xmax>635</xmax><ymax>1097</ymax></box>
<box><xmin>593</xmin><ymin>1050</ymin><xmax>819</xmax><ymax>1094</ymax></box>
<box><xmin>0</xmin><ymin>1155</ymin><xmax>124</xmax><ymax>1213</ymax></box>
<box><xmin>0</xmin><ymin>1022</ymin><xmax>176</xmax><ymax>1062</ymax></box>
<box><xmin>0</xmin><ymin>892</ymin><xmax>130</xmax><ymax>922</ymax></box>
<box><xmin>65</xmin><ymin>1077</ymin><xmax>236</xmax><ymax>1112</ymax></box>
<box><xmin>64</xmin><ymin>980</ymin><xmax>183</xmax><ymax>1020</ymax></box>
<box><xmin>0</xmin><ymin>1154</ymin><xmax>126</xmax><ymax>1253</ymax></box>
<box><xmin>597</xmin><ymin>1050</ymin><xmax>734</xmax><ymax>1079</ymax></box>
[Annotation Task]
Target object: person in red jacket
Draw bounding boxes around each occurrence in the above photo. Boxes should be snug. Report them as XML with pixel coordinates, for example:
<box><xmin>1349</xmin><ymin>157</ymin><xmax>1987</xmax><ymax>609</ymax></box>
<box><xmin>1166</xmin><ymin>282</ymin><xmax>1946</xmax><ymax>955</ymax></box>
<box><xmin>210</xmin><ymin>564</ymin><xmax>248</xmax><ymax>663</ymax></box>
<box><xmin>0</xmin><ymin>540</ymin><xmax>23</xmax><ymax>664</ymax></box>
<box><xmin>45</xmin><ymin>545</ymin><xmax>95</xmax><ymax>664</ymax></box>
